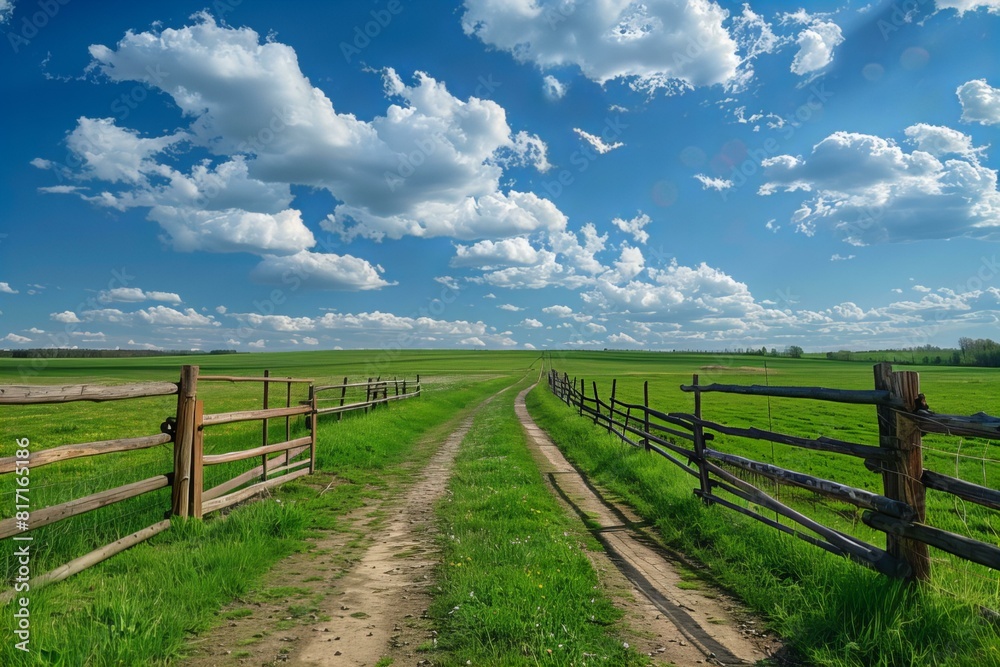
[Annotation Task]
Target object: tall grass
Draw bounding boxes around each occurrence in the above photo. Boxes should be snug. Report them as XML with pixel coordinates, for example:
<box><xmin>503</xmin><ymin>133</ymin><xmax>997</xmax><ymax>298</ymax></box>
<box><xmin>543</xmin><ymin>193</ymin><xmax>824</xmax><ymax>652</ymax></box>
<box><xmin>428</xmin><ymin>383</ymin><xmax>648</xmax><ymax>666</ymax></box>
<box><xmin>526</xmin><ymin>381</ymin><xmax>1000</xmax><ymax>666</ymax></box>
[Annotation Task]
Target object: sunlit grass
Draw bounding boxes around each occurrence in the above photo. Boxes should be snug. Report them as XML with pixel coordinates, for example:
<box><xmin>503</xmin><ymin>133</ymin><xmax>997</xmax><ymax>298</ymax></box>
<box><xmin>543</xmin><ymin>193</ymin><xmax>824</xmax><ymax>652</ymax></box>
<box><xmin>0</xmin><ymin>353</ymin><xmax>520</xmax><ymax>666</ymax></box>
<box><xmin>428</xmin><ymin>381</ymin><xmax>648</xmax><ymax>666</ymax></box>
<box><xmin>527</xmin><ymin>376</ymin><xmax>1000</xmax><ymax>666</ymax></box>
<box><xmin>543</xmin><ymin>353</ymin><xmax>1000</xmax><ymax>612</ymax></box>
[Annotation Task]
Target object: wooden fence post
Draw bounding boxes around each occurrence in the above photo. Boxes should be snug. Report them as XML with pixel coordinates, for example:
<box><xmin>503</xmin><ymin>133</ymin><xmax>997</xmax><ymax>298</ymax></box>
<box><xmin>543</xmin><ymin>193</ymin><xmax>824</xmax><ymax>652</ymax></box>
<box><xmin>592</xmin><ymin>381</ymin><xmax>601</xmax><ymax>426</ymax></box>
<box><xmin>285</xmin><ymin>379</ymin><xmax>292</xmax><ymax>465</ymax></box>
<box><xmin>608</xmin><ymin>379</ymin><xmax>617</xmax><ymax>434</ymax></box>
<box><xmin>262</xmin><ymin>369</ymin><xmax>270</xmax><ymax>482</ymax></box>
<box><xmin>366</xmin><ymin>377</ymin><xmax>373</xmax><ymax>413</ymax></box>
<box><xmin>172</xmin><ymin>365</ymin><xmax>199</xmax><ymax>517</ymax></box>
<box><xmin>339</xmin><ymin>376</ymin><xmax>348</xmax><ymax>421</ymax></box>
<box><xmin>692</xmin><ymin>374</ymin><xmax>712</xmax><ymax>505</ymax></box>
<box><xmin>190</xmin><ymin>400</ymin><xmax>205</xmax><ymax>519</ymax></box>
<box><xmin>643</xmin><ymin>381</ymin><xmax>651</xmax><ymax>453</ymax></box>
<box><xmin>873</xmin><ymin>363</ymin><xmax>930</xmax><ymax>582</ymax></box>
<box><xmin>308</xmin><ymin>384</ymin><xmax>317</xmax><ymax>474</ymax></box>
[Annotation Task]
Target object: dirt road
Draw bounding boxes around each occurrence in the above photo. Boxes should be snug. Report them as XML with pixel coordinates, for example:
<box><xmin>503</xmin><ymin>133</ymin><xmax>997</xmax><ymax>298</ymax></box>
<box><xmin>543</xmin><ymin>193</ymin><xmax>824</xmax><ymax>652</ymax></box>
<box><xmin>184</xmin><ymin>382</ymin><xmax>783</xmax><ymax>666</ymax></box>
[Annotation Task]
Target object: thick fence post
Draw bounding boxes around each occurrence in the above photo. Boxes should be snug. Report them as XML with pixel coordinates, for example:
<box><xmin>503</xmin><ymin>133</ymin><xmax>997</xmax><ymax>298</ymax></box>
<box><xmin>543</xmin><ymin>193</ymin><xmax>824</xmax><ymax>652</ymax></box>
<box><xmin>308</xmin><ymin>384</ymin><xmax>317</xmax><ymax>474</ymax></box>
<box><xmin>262</xmin><ymin>369</ymin><xmax>270</xmax><ymax>482</ymax></box>
<box><xmin>692</xmin><ymin>374</ymin><xmax>712</xmax><ymax>505</ymax></box>
<box><xmin>172</xmin><ymin>365</ymin><xmax>199</xmax><ymax>517</ymax></box>
<box><xmin>285</xmin><ymin>379</ymin><xmax>292</xmax><ymax>448</ymax></box>
<box><xmin>285</xmin><ymin>379</ymin><xmax>293</xmax><ymax>466</ymax></box>
<box><xmin>190</xmin><ymin>400</ymin><xmax>205</xmax><ymax>519</ymax></box>
<box><xmin>643</xmin><ymin>381</ymin><xmax>651</xmax><ymax>453</ymax></box>
<box><xmin>579</xmin><ymin>377</ymin><xmax>585</xmax><ymax>416</ymax></box>
<box><xmin>874</xmin><ymin>363</ymin><xmax>930</xmax><ymax>582</ymax></box>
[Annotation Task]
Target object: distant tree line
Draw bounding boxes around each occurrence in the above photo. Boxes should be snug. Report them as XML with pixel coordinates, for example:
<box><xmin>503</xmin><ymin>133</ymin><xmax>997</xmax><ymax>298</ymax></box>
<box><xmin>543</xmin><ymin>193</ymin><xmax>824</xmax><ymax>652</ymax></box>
<box><xmin>0</xmin><ymin>349</ymin><xmax>241</xmax><ymax>359</ymax></box>
<box><xmin>674</xmin><ymin>346</ymin><xmax>805</xmax><ymax>358</ymax></box>
<box><xmin>823</xmin><ymin>339</ymin><xmax>1000</xmax><ymax>367</ymax></box>
<box><xmin>824</xmin><ymin>345</ymin><xmax>960</xmax><ymax>366</ymax></box>
<box><xmin>958</xmin><ymin>337</ymin><xmax>1000</xmax><ymax>367</ymax></box>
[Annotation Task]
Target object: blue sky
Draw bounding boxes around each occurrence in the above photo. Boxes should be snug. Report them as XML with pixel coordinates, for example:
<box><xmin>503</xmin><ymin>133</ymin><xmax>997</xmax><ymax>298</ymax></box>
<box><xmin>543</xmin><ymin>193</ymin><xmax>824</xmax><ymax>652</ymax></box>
<box><xmin>1</xmin><ymin>0</ymin><xmax>999</xmax><ymax>353</ymax></box>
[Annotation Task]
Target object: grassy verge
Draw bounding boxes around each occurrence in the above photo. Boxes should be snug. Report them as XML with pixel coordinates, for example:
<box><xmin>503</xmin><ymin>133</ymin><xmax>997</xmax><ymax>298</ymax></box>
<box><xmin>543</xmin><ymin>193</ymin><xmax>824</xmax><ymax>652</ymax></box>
<box><xmin>0</xmin><ymin>375</ymin><xmax>513</xmax><ymax>666</ymax></box>
<box><xmin>426</xmin><ymin>381</ymin><xmax>649</xmax><ymax>667</ymax></box>
<box><xmin>526</xmin><ymin>382</ymin><xmax>1000</xmax><ymax>666</ymax></box>
<box><xmin>543</xmin><ymin>353</ymin><xmax>1000</xmax><ymax>609</ymax></box>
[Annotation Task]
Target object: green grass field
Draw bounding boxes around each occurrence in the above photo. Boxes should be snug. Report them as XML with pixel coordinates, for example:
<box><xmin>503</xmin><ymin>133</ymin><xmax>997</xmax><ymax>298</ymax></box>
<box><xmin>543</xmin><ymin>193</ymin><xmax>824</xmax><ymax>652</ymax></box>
<box><xmin>0</xmin><ymin>352</ymin><xmax>528</xmax><ymax>666</ymax></box>
<box><xmin>1</xmin><ymin>349</ymin><xmax>998</xmax><ymax>665</ymax></box>
<box><xmin>537</xmin><ymin>351</ymin><xmax>1000</xmax><ymax>664</ymax></box>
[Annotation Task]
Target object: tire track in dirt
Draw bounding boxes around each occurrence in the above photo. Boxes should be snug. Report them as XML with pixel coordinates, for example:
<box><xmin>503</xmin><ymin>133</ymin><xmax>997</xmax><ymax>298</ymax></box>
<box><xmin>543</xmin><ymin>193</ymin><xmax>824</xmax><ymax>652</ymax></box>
<box><xmin>516</xmin><ymin>384</ymin><xmax>781</xmax><ymax>666</ymax></box>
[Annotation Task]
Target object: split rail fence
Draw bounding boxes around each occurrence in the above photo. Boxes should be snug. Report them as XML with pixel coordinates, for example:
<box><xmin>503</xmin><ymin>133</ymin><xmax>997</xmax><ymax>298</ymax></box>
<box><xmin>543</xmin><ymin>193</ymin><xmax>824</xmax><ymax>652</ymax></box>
<box><xmin>548</xmin><ymin>362</ymin><xmax>1000</xmax><ymax>583</ymax></box>
<box><xmin>0</xmin><ymin>365</ymin><xmax>420</xmax><ymax>601</ymax></box>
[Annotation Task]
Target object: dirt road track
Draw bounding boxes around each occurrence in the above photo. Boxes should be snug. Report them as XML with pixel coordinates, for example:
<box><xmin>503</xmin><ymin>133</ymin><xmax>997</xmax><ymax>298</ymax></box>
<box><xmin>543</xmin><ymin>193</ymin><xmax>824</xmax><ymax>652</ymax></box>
<box><xmin>291</xmin><ymin>389</ymin><xmax>507</xmax><ymax>666</ymax></box>
<box><xmin>516</xmin><ymin>383</ymin><xmax>776</xmax><ymax>666</ymax></box>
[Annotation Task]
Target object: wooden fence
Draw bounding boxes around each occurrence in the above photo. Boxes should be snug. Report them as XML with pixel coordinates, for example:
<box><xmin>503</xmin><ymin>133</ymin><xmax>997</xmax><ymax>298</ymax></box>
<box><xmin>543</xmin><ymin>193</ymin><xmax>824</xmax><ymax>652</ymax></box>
<box><xmin>0</xmin><ymin>365</ymin><xmax>420</xmax><ymax>601</ymax></box>
<box><xmin>314</xmin><ymin>374</ymin><xmax>421</xmax><ymax>419</ymax></box>
<box><xmin>548</xmin><ymin>363</ymin><xmax>1000</xmax><ymax>583</ymax></box>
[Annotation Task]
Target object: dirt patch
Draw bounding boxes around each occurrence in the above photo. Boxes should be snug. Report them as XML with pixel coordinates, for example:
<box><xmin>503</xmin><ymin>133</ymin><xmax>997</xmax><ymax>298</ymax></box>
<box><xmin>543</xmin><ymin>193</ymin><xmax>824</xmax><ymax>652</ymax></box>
<box><xmin>516</xmin><ymin>384</ymin><xmax>787</xmax><ymax>665</ymax></box>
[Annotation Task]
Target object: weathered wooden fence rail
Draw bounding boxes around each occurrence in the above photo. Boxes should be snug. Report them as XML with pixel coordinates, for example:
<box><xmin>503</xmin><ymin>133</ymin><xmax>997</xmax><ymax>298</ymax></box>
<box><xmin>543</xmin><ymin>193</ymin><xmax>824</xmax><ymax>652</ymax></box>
<box><xmin>548</xmin><ymin>363</ymin><xmax>1000</xmax><ymax>583</ymax></box>
<box><xmin>0</xmin><ymin>365</ymin><xmax>420</xmax><ymax>601</ymax></box>
<box><xmin>314</xmin><ymin>375</ymin><xmax>421</xmax><ymax>419</ymax></box>
<box><xmin>0</xmin><ymin>381</ymin><xmax>180</xmax><ymax>603</ymax></box>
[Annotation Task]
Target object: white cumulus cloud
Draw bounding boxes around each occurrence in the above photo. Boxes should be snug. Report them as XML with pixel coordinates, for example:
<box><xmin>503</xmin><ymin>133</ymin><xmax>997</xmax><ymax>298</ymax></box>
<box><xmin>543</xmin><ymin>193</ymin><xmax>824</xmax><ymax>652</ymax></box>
<box><xmin>612</xmin><ymin>213</ymin><xmax>651</xmax><ymax>244</ymax></box>
<box><xmin>957</xmin><ymin>79</ymin><xmax>1000</xmax><ymax>125</ymax></box>
<box><xmin>39</xmin><ymin>15</ymin><xmax>562</xmax><ymax>291</ymax></box>
<box><xmin>784</xmin><ymin>12</ymin><xmax>844</xmax><ymax>76</ymax></box>
<box><xmin>462</xmin><ymin>0</ymin><xmax>741</xmax><ymax>95</ymax></box>
<box><xmin>452</xmin><ymin>237</ymin><xmax>544</xmax><ymax>268</ymax></box>
<box><xmin>51</xmin><ymin>311</ymin><xmax>81</xmax><ymax>323</ymax></box>
<box><xmin>759</xmin><ymin>129</ymin><xmax>1000</xmax><ymax>244</ymax></box>
<box><xmin>936</xmin><ymin>1</ymin><xmax>1000</xmax><ymax>15</ymax></box>
<box><xmin>251</xmin><ymin>251</ymin><xmax>393</xmax><ymax>291</ymax></box>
